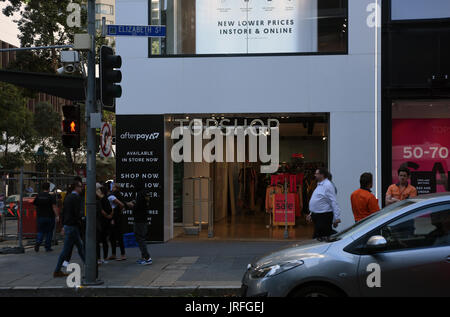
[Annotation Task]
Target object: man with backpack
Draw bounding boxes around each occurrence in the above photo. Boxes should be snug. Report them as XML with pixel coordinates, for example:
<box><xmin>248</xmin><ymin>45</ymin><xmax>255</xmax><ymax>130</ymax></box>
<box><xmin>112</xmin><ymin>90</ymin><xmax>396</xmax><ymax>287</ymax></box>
<box><xmin>33</xmin><ymin>182</ymin><xmax>59</xmax><ymax>252</ymax></box>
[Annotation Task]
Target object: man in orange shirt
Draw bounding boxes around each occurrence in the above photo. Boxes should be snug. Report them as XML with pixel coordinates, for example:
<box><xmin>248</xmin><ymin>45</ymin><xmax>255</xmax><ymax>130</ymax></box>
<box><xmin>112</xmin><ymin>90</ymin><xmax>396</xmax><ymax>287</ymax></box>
<box><xmin>351</xmin><ymin>173</ymin><xmax>380</xmax><ymax>222</ymax></box>
<box><xmin>386</xmin><ymin>167</ymin><xmax>417</xmax><ymax>206</ymax></box>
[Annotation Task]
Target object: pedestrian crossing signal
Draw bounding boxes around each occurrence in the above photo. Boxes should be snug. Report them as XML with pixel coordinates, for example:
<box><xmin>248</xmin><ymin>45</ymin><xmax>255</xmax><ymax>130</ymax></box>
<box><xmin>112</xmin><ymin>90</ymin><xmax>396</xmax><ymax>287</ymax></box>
<box><xmin>62</xmin><ymin>120</ymin><xmax>79</xmax><ymax>134</ymax></box>
<box><xmin>62</xmin><ymin>105</ymin><xmax>80</xmax><ymax>148</ymax></box>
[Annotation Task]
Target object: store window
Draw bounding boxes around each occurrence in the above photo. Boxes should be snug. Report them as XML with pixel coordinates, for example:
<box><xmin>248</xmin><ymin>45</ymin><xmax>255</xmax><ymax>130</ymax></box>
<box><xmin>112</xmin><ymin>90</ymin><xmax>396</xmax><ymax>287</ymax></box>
<box><xmin>391</xmin><ymin>0</ymin><xmax>450</xmax><ymax>21</ymax></box>
<box><xmin>392</xmin><ymin>100</ymin><xmax>450</xmax><ymax>194</ymax></box>
<box><xmin>168</xmin><ymin>113</ymin><xmax>329</xmax><ymax>241</ymax></box>
<box><xmin>149</xmin><ymin>0</ymin><xmax>348</xmax><ymax>56</ymax></box>
<box><xmin>96</xmin><ymin>4</ymin><xmax>114</xmax><ymax>15</ymax></box>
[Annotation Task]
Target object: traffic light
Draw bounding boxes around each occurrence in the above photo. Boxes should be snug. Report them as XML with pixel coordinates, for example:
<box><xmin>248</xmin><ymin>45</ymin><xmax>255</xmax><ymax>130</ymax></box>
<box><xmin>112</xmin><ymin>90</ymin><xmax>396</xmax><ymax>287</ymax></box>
<box><xmin>100</xmin><ymin>45</ymin><xmax>122</xmax><ymax>111</ymax></box>
<box><xmin>62</xmin><ymin>105</ymin><xmax>80</xmax><ymax>148</ymax></box>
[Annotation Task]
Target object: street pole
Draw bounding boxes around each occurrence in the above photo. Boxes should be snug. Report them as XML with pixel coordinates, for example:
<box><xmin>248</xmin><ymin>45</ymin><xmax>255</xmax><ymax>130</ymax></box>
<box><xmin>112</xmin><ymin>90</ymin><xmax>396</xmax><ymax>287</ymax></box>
<box><xmin>18</xmin><ymin>167</ymin><xmax>24</xmax><ymax>250</ymax></box>
<box><xmin>83</xmin><ymin>0</ymin><xmax>102</xmax><ymax>285</ymax></box>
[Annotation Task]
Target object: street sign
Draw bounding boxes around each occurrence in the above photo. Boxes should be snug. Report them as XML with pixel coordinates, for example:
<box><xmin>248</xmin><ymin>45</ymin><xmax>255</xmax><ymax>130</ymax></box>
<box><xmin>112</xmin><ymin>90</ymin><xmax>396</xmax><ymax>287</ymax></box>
<box><xmin>100</xmin><ymin>122</ymin><xmax>113</xmax><ymax>158</ymax></box>
<box><xmin>106</xmin><ymin>25</ymin><xmax>166</xmax><ymax>37</ymax></box>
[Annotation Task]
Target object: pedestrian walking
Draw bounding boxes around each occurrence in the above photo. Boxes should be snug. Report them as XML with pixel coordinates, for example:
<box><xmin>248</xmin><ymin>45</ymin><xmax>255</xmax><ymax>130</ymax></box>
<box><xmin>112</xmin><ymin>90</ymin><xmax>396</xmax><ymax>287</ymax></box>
<box><xmin>96</xmin><ymin>184</ymin><xmax>111</xmax><ymax>264</ymax></box>
<box><xmin>74</xmin><ymin>176</ymin><xmax>86</xmax><ymax>242</ymax></box>
<box><xmin>351</xmin><ymin>173</ymin><xmax>380</xmax><ymax>222</ymax></box>
<box><xmin>132</xmin><ymin>180</ymin><xmax>152</xmax><ymax>265</ymax></box>
<box><xmin>385</xmin><ymin>167</ymin><xmax>417</xmax><ymax>206</ymax></box>
<box><xmin>306</xmin><ymin>168</ymin><xmax>341</xmax><ymax>241</ymax></box>
<box><xmin>107</xmin><ymin>183</ymin><xmax>127</xmax><ymax>261</ymax></box>
<box><xmin>60</xmin><ymin>177</ymin><xmax>85</xmax><ymax>270</ymax></box>
<box><xmin>33</xmin><ymin>182</ymin><xmax>59</xmax><ymax>252</ymax></box>
<box><xmin>53</xmin><ymin>181</ymin><xmax>85</xmax><ymax>278</ymax></box>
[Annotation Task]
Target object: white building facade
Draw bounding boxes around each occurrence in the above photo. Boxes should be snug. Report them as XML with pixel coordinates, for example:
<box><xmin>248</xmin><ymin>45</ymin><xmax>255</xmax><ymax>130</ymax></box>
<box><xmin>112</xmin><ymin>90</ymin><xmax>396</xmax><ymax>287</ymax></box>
<box><xmin>115</xmin><ymin>0</ymin><xmax>382</xmax><ymax>242</ymax></box>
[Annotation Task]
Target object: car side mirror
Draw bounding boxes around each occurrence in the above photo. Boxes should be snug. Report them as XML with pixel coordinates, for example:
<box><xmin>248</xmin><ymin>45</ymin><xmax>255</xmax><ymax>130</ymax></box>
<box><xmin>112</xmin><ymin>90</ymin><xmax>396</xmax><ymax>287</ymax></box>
<box><xmin>366</xmin><ymin>235</ymin><xmax>387</xmax><ymax>253</ymax></box>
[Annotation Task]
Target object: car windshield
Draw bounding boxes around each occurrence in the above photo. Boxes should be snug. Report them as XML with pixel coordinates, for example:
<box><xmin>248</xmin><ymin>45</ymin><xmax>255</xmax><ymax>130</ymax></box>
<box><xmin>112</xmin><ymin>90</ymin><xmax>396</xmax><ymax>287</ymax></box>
<box><xmin>328</xmin><ymin>200</ymin><xmax>417</xmax><ymax>241</ymax></box>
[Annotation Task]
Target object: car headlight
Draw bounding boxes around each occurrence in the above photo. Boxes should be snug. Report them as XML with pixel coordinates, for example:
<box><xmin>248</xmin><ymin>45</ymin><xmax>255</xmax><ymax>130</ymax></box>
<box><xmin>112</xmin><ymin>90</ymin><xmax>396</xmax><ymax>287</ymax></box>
<box><xmin>250</xmin><ymin>260</ymin><xmax>304</xmax><ymax>279</ymax></box>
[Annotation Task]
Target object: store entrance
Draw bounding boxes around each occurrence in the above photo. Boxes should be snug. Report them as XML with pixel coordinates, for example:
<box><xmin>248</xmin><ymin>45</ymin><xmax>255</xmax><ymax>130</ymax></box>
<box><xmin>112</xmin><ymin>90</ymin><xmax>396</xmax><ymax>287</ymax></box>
<box><xmin>170</xmin><ymin>113</ymin><xmax>329</xmax><ymax>240</ymax></box>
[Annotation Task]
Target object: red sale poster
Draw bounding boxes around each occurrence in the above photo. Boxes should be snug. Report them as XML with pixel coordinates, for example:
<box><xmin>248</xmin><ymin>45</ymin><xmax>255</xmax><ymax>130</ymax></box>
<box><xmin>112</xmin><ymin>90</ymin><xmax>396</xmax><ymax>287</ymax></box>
<box><xmin>392</xmin><ymin>119</ymin><xmax>450</xmax><ymax>194</ymax></box>
<box><xmin>273</xmin><ymin>193</ymin><xmax>296</xmax><ymax>225</ymax></box>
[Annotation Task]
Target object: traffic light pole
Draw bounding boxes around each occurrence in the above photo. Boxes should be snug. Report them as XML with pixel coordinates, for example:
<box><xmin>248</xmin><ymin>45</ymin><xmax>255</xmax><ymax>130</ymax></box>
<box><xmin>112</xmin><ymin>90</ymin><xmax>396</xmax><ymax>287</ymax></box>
<box><xmin>83</xmin><ymin>0</ymin><xmax>102</xmax><ymax>285</ymax></box>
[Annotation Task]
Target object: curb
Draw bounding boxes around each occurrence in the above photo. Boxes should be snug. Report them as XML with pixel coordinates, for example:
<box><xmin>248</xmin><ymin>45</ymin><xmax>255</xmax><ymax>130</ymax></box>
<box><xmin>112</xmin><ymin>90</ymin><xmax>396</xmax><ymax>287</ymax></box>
<box><xmin>0</xmin><ymin>286</ymin><xmax>241</xmax><ymax>297</ymax></box>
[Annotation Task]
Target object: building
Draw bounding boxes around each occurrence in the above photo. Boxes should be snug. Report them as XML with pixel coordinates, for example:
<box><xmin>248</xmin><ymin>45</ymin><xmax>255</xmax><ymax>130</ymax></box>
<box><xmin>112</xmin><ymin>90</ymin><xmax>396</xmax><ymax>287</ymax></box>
<box><xmin>96</xmin><ymin>0</ymin><xmax>116</xmax><ymax>31</ymax></box>
<box><xmin>115</xmin><ymin>0</ymin><xmax>379</xmax><ymax>242</ymax></box>
<box><xmin>114</xmin><ymin>0</ymin><xmax>449</xmax><ymax>243</ymax></box>
<box><xmin>381</xmin><ymin>0</ymin><xmax>450</xmax><ymax>199</ymax></box>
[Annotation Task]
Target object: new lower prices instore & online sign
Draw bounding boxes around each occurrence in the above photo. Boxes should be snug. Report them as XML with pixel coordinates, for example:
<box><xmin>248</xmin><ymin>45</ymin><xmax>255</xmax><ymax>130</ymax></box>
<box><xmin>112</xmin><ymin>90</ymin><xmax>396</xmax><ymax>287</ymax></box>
<box><xmin>195</xmin><ymin>0</ymin><xmax>318</xmax><ymax>54</ymax></box>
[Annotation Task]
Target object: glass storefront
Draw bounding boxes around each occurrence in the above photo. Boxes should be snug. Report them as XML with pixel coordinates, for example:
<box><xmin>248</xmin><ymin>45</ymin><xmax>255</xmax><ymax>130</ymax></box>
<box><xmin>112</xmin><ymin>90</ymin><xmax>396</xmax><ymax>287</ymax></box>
<box><xmin>167</xmin><ymin>113</ymin><xmax>329</xmax><ymax>240</ymax></box>
<box><xmin>392</xmin><ymin>100</ymin><xmax>450</xmax><ymax>194</ymax></box>
<box><xmin>149</xmin><ymin>0</ymin><xmax>348</xmax><ymax>56</ymax></box>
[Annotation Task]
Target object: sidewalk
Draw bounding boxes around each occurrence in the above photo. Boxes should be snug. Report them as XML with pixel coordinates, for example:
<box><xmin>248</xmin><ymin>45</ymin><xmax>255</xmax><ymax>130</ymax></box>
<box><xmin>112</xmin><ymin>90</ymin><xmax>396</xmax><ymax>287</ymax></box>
<box><xmin>0</xmin><ymin>239</ymin><xmax>299</xmax><ymax>296</ymax></box>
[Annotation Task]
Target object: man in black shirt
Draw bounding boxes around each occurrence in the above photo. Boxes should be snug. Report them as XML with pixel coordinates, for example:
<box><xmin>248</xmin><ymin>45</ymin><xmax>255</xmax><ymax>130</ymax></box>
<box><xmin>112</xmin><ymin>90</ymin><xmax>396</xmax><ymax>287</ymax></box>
<box><xmin>133</xmin><ymin>180</ymin><xmax>152</xmax><ymax>265</ymax></box>
<box><xmin>53</xmin><ymin>181</ymin><xmax>85</xmax><ymax>277</ymax></box>
<box><xmin>33</xmin><ymin>182</ymin><xmax>59</xmax><ymax>252</ymax></box>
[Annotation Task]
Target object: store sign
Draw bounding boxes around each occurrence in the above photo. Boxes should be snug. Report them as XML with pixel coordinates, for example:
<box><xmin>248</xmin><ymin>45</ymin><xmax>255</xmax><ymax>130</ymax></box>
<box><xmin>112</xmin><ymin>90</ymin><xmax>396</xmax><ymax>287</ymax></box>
<box><xmin>116</xmin><ymin>115</ymin><xmax>165</xmax><ymax>242</ymax></box>
<box><xmin>273</xmin><ymin>193</ymin><xmax>295</xmax><ymax>224</ymax></box>
<box><xmin>410</xmin><ymin>172</ymin><xmax>436</xmax><ymax>195</ymax></box>
<box><xmin>171</xmin><ymin>118</ymin><xmax>280</xmax><ymax>173</ymax></box>
<box><xmin>195</xmin><ymin>0</ymin><xmax>318</xmax><ymax>54</ymax></box>
<box><xmin>392</xmin><ymin>119</ymin><xmax>450</xmax><ymax>193</ymax></box>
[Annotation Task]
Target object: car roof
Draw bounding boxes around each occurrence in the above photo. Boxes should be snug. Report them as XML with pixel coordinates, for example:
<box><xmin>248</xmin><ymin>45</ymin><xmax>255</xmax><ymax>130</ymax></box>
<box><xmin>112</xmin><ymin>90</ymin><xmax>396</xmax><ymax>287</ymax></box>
<box><xmin>346</xmin><ymin>193</ymin><xmax>450</xmax><ymax>241</ymax></box>
<box><xmin>409</xmin><ymin>192</ymin><xmax>450</xmax><ymax>200</ymax></box>
<box><xmin>407</xmin><ymin>192</ymin><xmax>450</xmax><ymax>205</ymax></box>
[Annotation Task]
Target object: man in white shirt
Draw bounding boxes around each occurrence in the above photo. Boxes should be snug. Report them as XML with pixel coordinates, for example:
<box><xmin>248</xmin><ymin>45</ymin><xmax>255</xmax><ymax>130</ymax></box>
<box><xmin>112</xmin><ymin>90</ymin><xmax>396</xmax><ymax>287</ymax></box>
<box><xmin>306</xmin><ymin>168</ymin><xmax>341</xmax><ymax>240</ymax></box>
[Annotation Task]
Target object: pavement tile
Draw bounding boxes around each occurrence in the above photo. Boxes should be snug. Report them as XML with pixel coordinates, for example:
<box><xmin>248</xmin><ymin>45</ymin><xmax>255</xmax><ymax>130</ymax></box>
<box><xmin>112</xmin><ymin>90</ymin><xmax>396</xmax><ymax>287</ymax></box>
<box><xmin>0</xmin><ymin>239</ymin><xmax>292</xmax><ymax>294</ymax></box>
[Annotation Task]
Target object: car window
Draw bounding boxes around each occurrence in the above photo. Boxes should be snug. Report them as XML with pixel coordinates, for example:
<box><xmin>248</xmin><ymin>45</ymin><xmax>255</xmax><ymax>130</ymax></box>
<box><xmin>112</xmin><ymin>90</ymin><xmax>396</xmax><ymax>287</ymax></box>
<box><xmin>373</xmin><ymin>204</ymin><xmax>450</xmax><ymax>251</ymax></box>
<box><xmin>330</xmin><ymin>200</ymin><xmax>416</xmax><ymax>242</ymax></box>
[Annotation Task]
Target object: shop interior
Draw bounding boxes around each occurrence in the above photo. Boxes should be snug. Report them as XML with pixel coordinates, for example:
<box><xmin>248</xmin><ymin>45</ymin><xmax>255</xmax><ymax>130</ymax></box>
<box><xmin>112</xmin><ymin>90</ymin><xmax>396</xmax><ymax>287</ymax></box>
<box><xmin>168</xmin><ymin>113</ymin><xmax>329</xmax><ymax>240</ymax></box>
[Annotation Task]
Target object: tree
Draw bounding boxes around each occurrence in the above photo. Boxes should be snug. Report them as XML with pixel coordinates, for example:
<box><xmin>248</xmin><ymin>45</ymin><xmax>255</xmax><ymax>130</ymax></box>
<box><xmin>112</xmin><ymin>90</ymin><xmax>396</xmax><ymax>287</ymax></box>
<box><xmin>1</xmin><ymin>0</ymin><xmax>86</xmax><ymax>72</ymax></box>
<box><xmin>2</xmin><ymin>0</ymin><xmax>117</xmax><ymax>172</ymax></box>
<box><xmin>48</xmin><ymin>152</ymin><xmax>72</xmax><ymax>174</ymax></box>
<box><xmin>96</xmin><ymin>155</ymin><xmax>115</xmax><ymax>182</ymax></box>
<box><xmin>28</xmin><ymin>102</ymin><xmax>63</xmax><ymax>172</ymax></box>
<box><xmin>2</xmin><ymin>1</ymin><xmax>114</xmax><ymax>72</ymax></box>
<box><xmin>33</xmin><ymin>102</ymin><xmax>61</xmax><ymax>139</ymax></box>
<box><xmin>0</xmin><ymin>82</ymin><xmax>35</xmax><ymax>169</ymax></box>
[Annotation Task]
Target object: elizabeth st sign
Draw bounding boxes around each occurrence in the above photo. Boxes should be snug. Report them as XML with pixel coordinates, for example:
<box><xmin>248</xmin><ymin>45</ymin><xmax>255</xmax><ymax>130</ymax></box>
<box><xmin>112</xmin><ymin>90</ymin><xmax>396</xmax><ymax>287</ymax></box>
<box><xmin>106</xmin><ymin>24</ymin><xmax>166</xmax><ymax>37</ymax></box>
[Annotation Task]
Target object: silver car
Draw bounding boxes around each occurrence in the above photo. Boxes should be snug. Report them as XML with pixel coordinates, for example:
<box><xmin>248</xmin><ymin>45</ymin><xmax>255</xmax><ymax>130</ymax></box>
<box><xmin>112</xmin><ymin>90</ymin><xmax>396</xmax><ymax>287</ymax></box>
<box><xmin>242</xmin><ymin>193</ymin><xmax>450</xmax><ymax>297</ymax></box>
